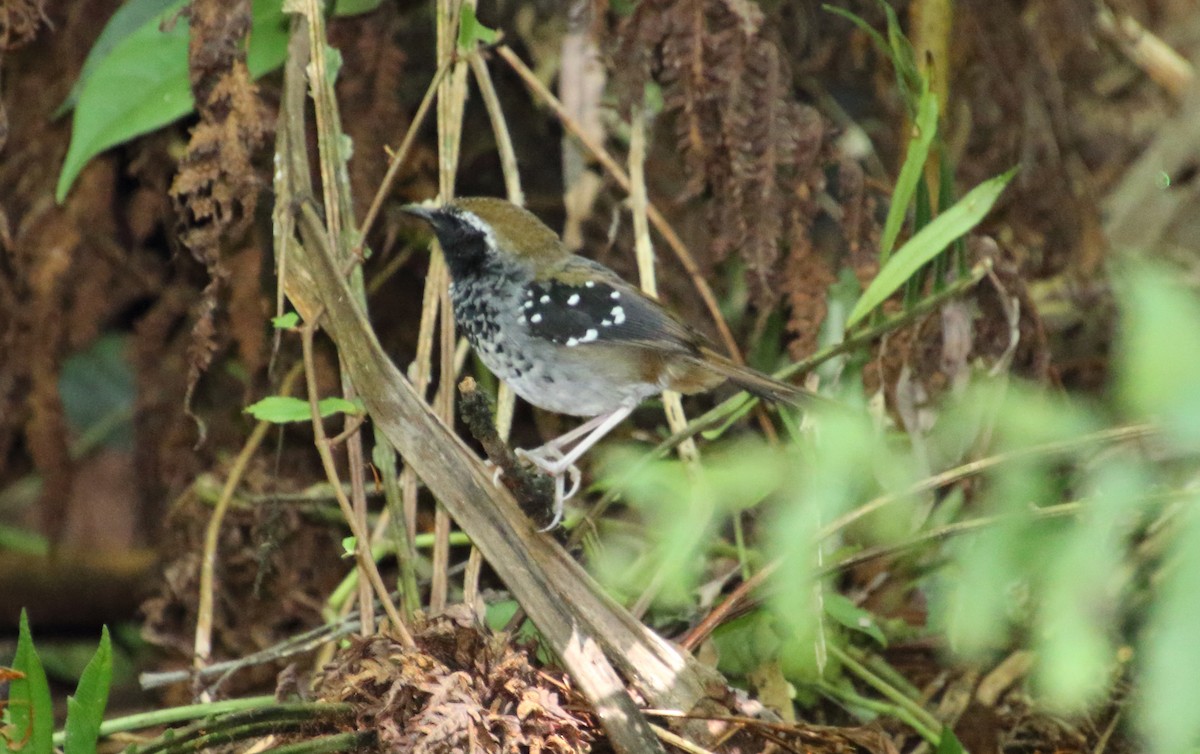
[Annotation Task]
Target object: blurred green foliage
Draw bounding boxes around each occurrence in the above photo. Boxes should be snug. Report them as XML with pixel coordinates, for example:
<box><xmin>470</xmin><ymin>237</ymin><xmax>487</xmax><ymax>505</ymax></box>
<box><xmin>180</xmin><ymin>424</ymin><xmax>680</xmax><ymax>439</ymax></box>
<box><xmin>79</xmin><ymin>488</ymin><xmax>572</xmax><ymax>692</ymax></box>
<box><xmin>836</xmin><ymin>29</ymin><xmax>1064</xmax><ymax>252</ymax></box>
<box><xmin>592</xmin><ymin>263</ymin><xmax>1200</xmax><ymax>751</ymax></box>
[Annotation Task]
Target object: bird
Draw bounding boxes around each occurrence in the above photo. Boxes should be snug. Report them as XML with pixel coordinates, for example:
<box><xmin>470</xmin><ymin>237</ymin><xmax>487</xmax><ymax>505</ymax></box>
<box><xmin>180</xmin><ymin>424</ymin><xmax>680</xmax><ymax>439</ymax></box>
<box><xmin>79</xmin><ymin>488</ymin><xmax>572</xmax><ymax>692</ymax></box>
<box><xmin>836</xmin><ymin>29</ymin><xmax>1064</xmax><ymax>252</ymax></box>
<box><xmin>403</xmin><ymin>197</ymin><xmax>802</xmax><ymax>528</ymax></box>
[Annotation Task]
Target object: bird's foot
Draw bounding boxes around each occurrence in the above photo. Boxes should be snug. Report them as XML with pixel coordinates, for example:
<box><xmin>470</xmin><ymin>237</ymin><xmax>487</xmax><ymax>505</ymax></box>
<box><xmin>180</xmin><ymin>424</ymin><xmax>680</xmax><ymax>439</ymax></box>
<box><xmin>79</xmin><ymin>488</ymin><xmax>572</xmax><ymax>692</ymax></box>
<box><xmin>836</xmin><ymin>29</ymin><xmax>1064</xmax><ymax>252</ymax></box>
<box><xmin>516</xmin><ymin>446</ymin><xmax>582</xmax><ymax>530</ymax></box>
<box><xmin>515</xmin><ymin>446</ymin><xmax>582</xmax><ymax>499</ymax></box>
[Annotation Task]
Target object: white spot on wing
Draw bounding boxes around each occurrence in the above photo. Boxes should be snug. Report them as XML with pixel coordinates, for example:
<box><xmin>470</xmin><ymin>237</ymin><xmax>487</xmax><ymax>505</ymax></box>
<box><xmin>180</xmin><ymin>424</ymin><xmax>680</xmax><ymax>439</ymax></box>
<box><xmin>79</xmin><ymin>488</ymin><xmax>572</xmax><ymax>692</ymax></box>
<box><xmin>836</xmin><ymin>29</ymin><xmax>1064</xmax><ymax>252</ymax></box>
<box><xmin>582</xmin><ymin>328</ymin><xmax>598</xmax><ymax>342</ymax></box>
<box><xmin>540</xmin><ymin>294</ymin><xmax>551</xmax><ymax>304</ymax></box>
<box><xmin>567</xmin><ymin>293</ymin><xmax>580</xmax><ymax>306</ymax></box>
<box><xmin>601</xmin><ymin>319</ymin><xmax>611</xmax><ymax>326</ymax></box>
<box><xmin>610</xmin><ymin>290</ymin><xmax>621</xmax><ymax>299</ymax></box>
<box><xmin>524</xmin><ymin>300</ymin><xmax>534</xmax><ymax>309</ymax></box>
<box><xmin>566</xmin><ymin>337</ymin><xmax>579</xmax><ymax>346</ymax></box>
<box><xmin>585</xmin><ymin>280</ymin><xmax>595</xmax><ymax>288</ymax></box>
<box><xmin>531</xmin><ymin>313</ymin><xmax>543</xmax><ymax>323</ymax></box>
<box><xmin>611</xmin><ymin>305</ymin><xmax>626</xmax><ymax>325</ymax></box>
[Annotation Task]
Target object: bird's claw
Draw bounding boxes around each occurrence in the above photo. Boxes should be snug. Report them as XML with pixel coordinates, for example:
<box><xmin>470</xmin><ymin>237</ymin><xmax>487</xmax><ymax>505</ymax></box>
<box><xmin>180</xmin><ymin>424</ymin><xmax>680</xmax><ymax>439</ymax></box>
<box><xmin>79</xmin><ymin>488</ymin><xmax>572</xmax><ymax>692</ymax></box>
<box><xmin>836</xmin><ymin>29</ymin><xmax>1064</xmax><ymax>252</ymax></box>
<box><xmin>482</xmin><ymin>459</ymin><xmax>505</xmax><ymax>489</ymax></box>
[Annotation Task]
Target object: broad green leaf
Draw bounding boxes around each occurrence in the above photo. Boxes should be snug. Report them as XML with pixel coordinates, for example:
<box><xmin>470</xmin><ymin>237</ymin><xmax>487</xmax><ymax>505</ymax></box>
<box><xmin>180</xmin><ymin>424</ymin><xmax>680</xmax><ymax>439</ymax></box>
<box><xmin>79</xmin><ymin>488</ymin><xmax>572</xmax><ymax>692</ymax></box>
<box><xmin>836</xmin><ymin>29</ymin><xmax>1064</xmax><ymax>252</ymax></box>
<box><xmin>63</xmin><ymin>627</ymin><xmax>113</xmax><ymax>754</ymax></box>
<box><xmin>244</xmin><ymin>395</ymin><xmax>363</xmax><ymax>423</ymax></box>
<box><xmin>880</xmin><ymin>89</ymin><xmax>938</xmax><ymax>264</ymax></box>
<box><xmin>271</xmin><ymin>312</ymin><xmax>300</xmax><ymax>329</ymax></box>
<box><xmin>847</xmin><ymin>168</ymin><xmax>1016</xmax><ymax>328</ymax></box>
<box><xmin>457</xmin><ymin>4</ymin><xmax>497</xmax><ymax>50</ymax></box>
<box><xmin>55</xmin><ymin>0</ymin><xmax>178</xmax><ymax>117</ymax></box>
<box><xmin>56</xmin><ymin>0</ymin><xmax>289</xmax><ymax>202</ymax></box>
<box><xmin>6</xmin><ymin>611</ymin><xmax>53</xmax><ymax>754</ymax></box>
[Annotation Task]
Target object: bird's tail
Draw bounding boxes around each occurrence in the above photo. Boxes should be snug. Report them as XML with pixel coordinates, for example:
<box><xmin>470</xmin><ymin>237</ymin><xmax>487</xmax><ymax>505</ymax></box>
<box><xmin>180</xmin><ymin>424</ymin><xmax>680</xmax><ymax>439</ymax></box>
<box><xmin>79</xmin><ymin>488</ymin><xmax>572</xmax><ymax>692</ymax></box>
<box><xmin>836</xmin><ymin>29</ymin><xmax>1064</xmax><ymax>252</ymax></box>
<box><xmin>697</xmin><ymin>348</ymin><xmax>805</xmax><ymax>406</ymax></box>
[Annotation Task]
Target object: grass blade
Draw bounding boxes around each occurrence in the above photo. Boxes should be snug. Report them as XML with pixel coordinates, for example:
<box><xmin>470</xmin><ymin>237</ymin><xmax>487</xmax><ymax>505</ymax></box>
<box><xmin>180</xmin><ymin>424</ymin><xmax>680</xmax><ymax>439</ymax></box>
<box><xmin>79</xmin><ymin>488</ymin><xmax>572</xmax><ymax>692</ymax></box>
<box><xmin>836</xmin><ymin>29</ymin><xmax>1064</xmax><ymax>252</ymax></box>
<box><xmin>847</xmin><ymin>168</ymin><xmax>1016</xmax><ymax>328</ymax></box>
<box><xmin>880</xmin><ymin>88</ymin><xmax>939</xmax><ymax>263</ymax></box>
<box><xmin>64</xmin><ymin>627</ymin><xmax>113</xmax><ymax>754</ymax></box>
<box><xmin>5</xmin><ymin>611</ymin><xmax>53</xmax><ymax>754</ymax></box>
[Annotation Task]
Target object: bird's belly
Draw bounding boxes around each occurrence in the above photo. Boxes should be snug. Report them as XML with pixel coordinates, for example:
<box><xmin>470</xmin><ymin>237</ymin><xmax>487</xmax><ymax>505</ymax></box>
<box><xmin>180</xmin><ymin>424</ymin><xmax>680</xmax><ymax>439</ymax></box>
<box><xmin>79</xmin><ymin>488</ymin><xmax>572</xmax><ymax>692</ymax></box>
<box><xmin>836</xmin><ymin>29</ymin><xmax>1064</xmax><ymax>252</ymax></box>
<box><xmin>479</xmin><ymin>342</ymin><xmax>658</xmax><ymax>417</ymax></box>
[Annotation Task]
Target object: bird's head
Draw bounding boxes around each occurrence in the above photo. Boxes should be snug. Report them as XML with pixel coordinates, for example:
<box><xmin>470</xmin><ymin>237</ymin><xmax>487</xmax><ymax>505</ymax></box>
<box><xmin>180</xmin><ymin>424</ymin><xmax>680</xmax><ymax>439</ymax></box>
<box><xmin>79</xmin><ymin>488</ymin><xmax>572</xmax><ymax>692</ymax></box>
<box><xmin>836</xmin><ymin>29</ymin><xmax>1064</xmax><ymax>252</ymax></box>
<box><xmin>402</xmin><ymin>197</ymin><xmax>567</xmax><ymax>279</ymax></box>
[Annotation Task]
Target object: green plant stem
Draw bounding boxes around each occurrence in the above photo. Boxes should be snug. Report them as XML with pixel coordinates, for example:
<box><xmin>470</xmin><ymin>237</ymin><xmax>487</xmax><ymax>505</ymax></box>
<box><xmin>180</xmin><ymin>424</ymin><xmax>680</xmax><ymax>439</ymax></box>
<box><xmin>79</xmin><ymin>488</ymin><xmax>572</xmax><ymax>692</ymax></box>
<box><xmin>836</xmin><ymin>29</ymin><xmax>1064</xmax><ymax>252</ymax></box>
<box><xmin>51</xmin><ymin>695</ymin><xmax>274</xmax><ymax>746</ymax></box>
<box><xmin>819</xmin><ymin>678</ymin><xmax>940</xmax><ymax>744</ymax></box>
<box><xmin>859</xmin><ymin>650</ymin><xmax>925</xmax><ymax>701</ymax></box>
<box><xmin>828</xmin><ymin>643</ymin><xmax>942</xmax><ymax>740</ymax></box>
<box><xmin>815</xmin><ymin>501</ymin><xmax>1084</xmax><ymax>578</ymax></box>
<box><xmin>133</xmin><ymin>720</ymin><xmax>308</xmax><ymax>754</ymax></box>
<box><xmin>263</xmin><ymin>731</ymin><xmax>378</xmax><ymax>753</ymax></box>
<box><xmin>126</xmin><ymin>702</ymin><xmax>353</xmax><ymax>754</ymax></box>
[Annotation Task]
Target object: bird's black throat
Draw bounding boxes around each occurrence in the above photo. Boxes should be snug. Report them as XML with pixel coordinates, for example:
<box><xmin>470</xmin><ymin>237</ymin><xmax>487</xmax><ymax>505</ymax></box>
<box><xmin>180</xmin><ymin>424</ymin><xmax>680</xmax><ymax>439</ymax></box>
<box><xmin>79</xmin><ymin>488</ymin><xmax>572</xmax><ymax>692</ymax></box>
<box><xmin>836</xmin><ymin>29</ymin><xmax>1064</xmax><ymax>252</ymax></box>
<box><xmin>425</xmin><ymin>213</ymin><xmax>494</xmax><ymax>282</ymax></box>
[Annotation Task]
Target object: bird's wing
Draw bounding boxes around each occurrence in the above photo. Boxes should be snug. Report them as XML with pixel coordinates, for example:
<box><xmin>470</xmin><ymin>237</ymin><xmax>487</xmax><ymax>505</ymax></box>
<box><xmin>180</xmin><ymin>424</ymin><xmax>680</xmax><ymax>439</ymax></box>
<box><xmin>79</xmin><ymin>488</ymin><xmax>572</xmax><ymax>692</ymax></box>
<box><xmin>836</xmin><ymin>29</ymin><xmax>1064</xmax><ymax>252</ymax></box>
<box><xmin>524</xmin><ymin>256</ymin><xmax>701</xmax><ymax>353</ymax></box>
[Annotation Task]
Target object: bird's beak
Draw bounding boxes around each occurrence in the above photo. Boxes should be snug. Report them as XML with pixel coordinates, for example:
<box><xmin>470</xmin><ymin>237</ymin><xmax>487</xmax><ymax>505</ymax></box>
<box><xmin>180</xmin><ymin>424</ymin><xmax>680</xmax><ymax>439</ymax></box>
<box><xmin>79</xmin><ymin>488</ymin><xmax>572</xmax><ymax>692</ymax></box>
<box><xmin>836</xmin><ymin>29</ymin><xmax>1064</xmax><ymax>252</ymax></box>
<box><xmin>400</xmin><ymin>203</ymin><xmax>437</xmax><ymax>223</ymax></box>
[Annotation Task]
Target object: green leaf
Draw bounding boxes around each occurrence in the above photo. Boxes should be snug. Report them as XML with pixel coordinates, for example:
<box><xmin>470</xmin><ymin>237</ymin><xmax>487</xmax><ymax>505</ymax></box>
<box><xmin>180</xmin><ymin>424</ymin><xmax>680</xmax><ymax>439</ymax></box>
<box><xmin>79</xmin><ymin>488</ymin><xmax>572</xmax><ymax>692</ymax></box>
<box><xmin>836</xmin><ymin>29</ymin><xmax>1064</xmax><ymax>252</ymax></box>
<box><xmin>879</xmin><ymin>88</ymin><xmax>938</xmax><ymax>263</ymax></box>
<box><xmin>880</xmin><ymin>1</ymin><xmax>922</xmax><ymax>107</ymax></box>
<box><xmin>824</xmin><ymin>3</ymin><xmax>921</xmax><ymax>112</ymax></box>
<box><xmin>56</xmin><ymin>0</ymin><xmax>289</xmax><ymax>202</ymax></box>
<box><xmin>271</xmin><ymin>312</ymin><xmax>300</xmax><ymax>329</ymax></box>
<box><xmin>824</xmin><ymin>593</ymin><xmax>887</xmax><ymax>646</ymax></box>
<box><xmin>1139</xmin><ymin>491</ymin><xmax>1200</xmax><ymax>754</ymax></box>
<box><xmin>847</xmin><ymin>168</ymin><xmax>1016</xmax><ymax>328</ymax></box>
<box><xmin>63</xmin><ymin>627</ymin><xmax>113</xmax><ymax>754</ymax></box>
<box><xmin>341</xmin><ymin>536</ymin><xmax>357</xmax><ymax>558</ymax></box>
<box><xmin>318</xmin><ymin>397</ymin><xmax>364</xmax><ymax>417</ymax></box>
<box><xmin>1115</xmin><ymin>265</ymin><xmax>1200</xmax><ymax>445</ymax></box>
<box><xmin>245</xmin><ymin>396</ymin><xmax>311</xmax><ymax>423</ymax></box>
<box><xmin>5</xmin><ymin>611</ymin><xmax>53</xmax><ymax>754</ymax></box>
<box><xmin>55</xmin><ymin>0</ymin><xmax>179</xmax><ymax>117</ymax></box>
<box><xmin>935</xmin><ymin>727</ymin><xmax>966</xmax><ymax>754</ymax></box>
<box><xmin>457</xmin><ymin>4</ymin><xmax>497</xmax><ymax>50</ymax></box>
<box><xmin>244</xmin><ymin>395</ymin><xmax>363</xmax><ymax>423</ymax></box>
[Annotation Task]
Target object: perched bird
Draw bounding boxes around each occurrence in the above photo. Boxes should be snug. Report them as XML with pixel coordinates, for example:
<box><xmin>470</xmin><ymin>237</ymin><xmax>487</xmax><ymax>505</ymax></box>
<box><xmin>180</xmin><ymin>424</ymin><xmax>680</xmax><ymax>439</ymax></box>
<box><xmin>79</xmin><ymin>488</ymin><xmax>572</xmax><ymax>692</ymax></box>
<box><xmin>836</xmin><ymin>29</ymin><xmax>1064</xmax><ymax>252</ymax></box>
<box><xmin>403</xmin><ymin>197</ymin><xmax>801</xmax><ymax>527</ymax></box>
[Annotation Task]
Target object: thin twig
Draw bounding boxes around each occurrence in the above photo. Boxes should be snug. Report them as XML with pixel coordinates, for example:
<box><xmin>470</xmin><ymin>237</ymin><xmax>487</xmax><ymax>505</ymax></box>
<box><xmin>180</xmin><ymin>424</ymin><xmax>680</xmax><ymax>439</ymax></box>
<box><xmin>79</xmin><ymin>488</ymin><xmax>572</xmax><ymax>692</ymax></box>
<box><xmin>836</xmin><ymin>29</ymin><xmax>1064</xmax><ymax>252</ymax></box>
<box><xmin>426</xmin><ymin>0</ymin><xmax>476</xmax><ymax>615</ymax></box>
<box><xmin>194</xmin><ymin>365</ymin><xmax>303</xmax><ymax>675</ymax></box>
<box><xmin>145</xmin><ymin>618</ymin><xmax>360</xmax><ymax>690</ymax></box>
<box><xmin>297</xmin><ymin>207</ymin><xmax>411</xmax><ymax>646</ymax></box>
<box><xmin>628</xmin><ymin>104</ymin><xmax>698</xmax><ymax>619</ymax></box>
<box><xmin>649</xmin><ymin>724</ymin><xmax>720</xmax><ymax>754</ymax></box>
<box><xmin>815</xmin><ymin>423</ymin><xmax>1156</xmax><ymax>541</ymax></box>
<box><xmin>357</xmin><ymin>62</ymin><xmax>452</xmax><ymax>246</ymax></box>
<box><xmin>300</xmin><ymin>0</ymin><xmax>377</xmax><ymax>633</ymax></box>
<box><xmin>468</xmin><ymin>52</ymin><xmax>524</xmax><ymax>207</ymax></box>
